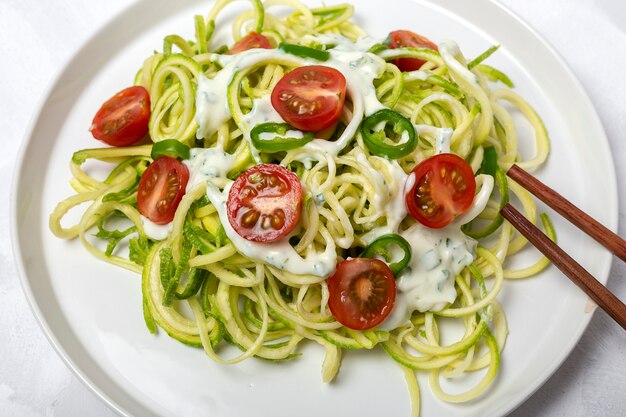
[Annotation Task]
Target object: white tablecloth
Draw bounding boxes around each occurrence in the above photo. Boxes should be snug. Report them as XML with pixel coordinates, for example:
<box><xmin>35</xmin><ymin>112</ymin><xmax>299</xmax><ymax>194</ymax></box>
<box><xmin>1</xmin><ymin>0</ymin><xmax>624</xmax><ymax>416</ymax></box>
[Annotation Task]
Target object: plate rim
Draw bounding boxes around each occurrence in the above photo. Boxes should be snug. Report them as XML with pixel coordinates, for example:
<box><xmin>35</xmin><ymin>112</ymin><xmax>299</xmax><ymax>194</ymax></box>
<box><xmin>10</xmin><ymin>0</ymin><xmax>619</xmax><ymax>416</ymax></box>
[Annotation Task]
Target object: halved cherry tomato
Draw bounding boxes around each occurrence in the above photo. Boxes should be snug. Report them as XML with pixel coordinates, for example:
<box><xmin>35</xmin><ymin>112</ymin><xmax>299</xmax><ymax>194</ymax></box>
<box><xmin>388</xmin><ymin>30</ymin><xmax>438</xmax><ymax>72</ymax></box>
<box><xmin>327</xmin><ymin>258</ymin><xmax>396</xmax><ymax>330</ymax></box>
<box><xmin>405</xmin><ymin>153</ymin><xmax>476</xmax><ymax>229</ymax></box>
<box><xmin>227</xmin><ymin>164</ymin><xmax>302</xmax><ymax>242</ymax></box>
<box><xmin>137</xmin><ymin>156</ymin><xmax>189</xmax><ymax>225</ymax></box>
<box><xmin>271</xmin><ymin>65</ymin><xmax>346</xmax><ymax>132</ymax></box>
<box><xmin>90</xmin><ymin>86</ymin><xmax>151</xmax><ymax>146</ymax></box>
<box><xmin>228</xmin><ymin>32</ymin><xmax>271</xmax><ymax>54</ymax></box>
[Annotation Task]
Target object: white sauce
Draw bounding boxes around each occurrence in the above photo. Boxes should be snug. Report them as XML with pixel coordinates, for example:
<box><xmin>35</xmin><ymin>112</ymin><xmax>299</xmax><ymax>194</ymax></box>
<box><xmin>141</xmin><ymin>217</ymin><xmax>173</xmax><ymax>241</ymax></box>
<box><xmin>379</xmin><ymin>174</ymin><xmax>494</xmax><ymax>330</ymax></box>
<box><xmin>204</xmin><ymin>181</ymin><xmax>337</xmax><ymax>277</ymax></box>
<box><xmin>243</xmin><ymin>94</ymin><xmax>284</xmax><ymax>126</ymax></box>
<box><xmin>195</xmin><ymin>73</ymin><xmax>231</xmax><ymax>139</ymax></box>
<box><xmin>195</xmin><ymin>36</ymin><xmax>387</xmax><ymax>158</ymax></box>
<box><xmin>359</xmin><ymin>156</ymin><xmax>409</xmax><ymax>244</ymax></box>
<box><xmin>434</xmin><ymin>127</ymin><xmax>453</xmax><ymax>154</ymax></box>
<box><xmin>414</xmin><ymin>124</ymin><xmax>453</xmax><ymax>154</ymax></box>
<box><xmin>184</xmin><ymin>147</ymin><xmax>236</xmax><ymax>191</ymax></box>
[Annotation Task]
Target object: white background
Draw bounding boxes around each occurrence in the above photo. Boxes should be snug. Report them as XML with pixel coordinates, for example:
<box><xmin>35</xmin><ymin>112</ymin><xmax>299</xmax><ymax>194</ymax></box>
<box><xmin>1</xmin><ymin>0</ymin><xmax>625</xmax><ymax>416</ymax></box>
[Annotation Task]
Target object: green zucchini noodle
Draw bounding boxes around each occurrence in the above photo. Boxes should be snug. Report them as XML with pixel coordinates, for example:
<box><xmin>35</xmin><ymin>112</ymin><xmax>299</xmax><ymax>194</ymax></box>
<box><xmin>49</xmin><ymin>1</ymin><xmax>556</xmax><ymax>415</ymax></box>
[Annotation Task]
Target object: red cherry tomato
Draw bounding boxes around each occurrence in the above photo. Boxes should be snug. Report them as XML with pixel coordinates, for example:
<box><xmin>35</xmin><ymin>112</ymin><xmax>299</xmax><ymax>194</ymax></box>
<box><xmin>227</xmin><ymin>164</ymin><xmax>302</xmax><ymax>242</ymax></box>
<box><xmin>137</xmin><ymin>156</ymin><xmax>189</xmax><ymax>225</ymax></box>
<box><xmin>228</xmin><ymin>32</ymin><xmax>272</xmax><ymax>54</ymax></box>
<box><xmin>405</xmin><ymin>153</ymin><xmax>476</xmax><ymax>229</ymax></box>
<box><xmin>271</xmin><ymin>65</ymin><xmax>346</xmax><ymax>132</ymax></box>
<box><xmin>90</xmin><ymin>86</ymin><xmax>151</xmax><ymax>146</ymax></box>
<box><xmin>327</xmin><ymin>258</ymin><xmax>396</xmax><ymax>330</ymax></box>
<box><xmin>388</xmin><ymin>30</ymin><xmax>438</xmax><ymax>72</ymax></box>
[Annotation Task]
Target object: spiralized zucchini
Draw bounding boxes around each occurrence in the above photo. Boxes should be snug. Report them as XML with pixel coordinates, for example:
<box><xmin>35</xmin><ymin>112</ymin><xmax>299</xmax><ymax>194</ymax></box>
<box><xmin>49</xmin><ymin>1</ymin><xmax>555</xmax><ymax>415</ymax></box>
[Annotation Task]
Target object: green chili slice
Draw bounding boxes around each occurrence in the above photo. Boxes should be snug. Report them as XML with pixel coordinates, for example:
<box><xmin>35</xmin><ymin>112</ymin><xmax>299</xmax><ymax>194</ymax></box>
<box><xmin>362</xmin><ymin>233</ymin><xmax>412</xmax><ymax>277</ymax></box>
<box><xmin>478</xmin><ymin>146</ymin><xmax>498</xmax><ymax>177</ymax></box>
<box><xmin>279</xmin><ymin>42</ymin><xmax>330</xmax><ymax>61</ymax></box>
<box><xmin>361</xmin><ymin>109</ymin><xmax>417</xmax><ymax>159</ymax></box>
<box><xmin>151</xmin><ymin>139</ymin><xmax>190</xmax><ymax>160</ymax></box>
<box><xmin>250</xmin><ymin>122</ymin><xmax>314</xmax><ymax>152</ymax></box>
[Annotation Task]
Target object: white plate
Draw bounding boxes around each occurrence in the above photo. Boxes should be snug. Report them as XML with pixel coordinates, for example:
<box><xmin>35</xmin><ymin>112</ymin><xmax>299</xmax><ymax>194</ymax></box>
<box><xmin>11</xmin><ymin>0</ymin><xmax>618</xmax><ymax>416</ymax></box>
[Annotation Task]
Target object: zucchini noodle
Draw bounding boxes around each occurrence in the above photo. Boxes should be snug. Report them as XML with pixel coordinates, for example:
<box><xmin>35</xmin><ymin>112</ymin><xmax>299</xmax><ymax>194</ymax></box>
<box><xmin>49</xmin><ymin>1</ymin><xmax>555</xmax><ymax>415</ymax></box>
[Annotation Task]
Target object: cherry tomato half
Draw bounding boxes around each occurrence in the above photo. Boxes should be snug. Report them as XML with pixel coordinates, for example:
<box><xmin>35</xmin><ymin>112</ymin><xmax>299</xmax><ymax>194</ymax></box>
<box><xmin>228</xmin><ymin>32</ymin><xmax>272</xmax><ymax>54</ymax></box>
<box><xmin>227</xmin><ymin>164</ymin><xmax>302</xmax><ymax>242</ymax></box>
<box><xmin>328</xmin><ymin>258</ymin><xmax>396</xmax><ymax>330</ymax></box>
<box><xmin>90</xmin><ymin>86</ymin><xmax>151</xmax><ymax>146</ymax></box>
<box><xmin>137</xmin><ymin>156</ymin><xmax>189</xmax><ymax>225</ymax></box>
<box><xmin>405</xmin><ymin>153</ymin><xmax>476</xmax><ymax>229</ymax></box>
<box><xmin>271</xmin><ymin>65</ymin><xmax>346</xmax><ymax>132</ymax></box>
<box><xmin>388</xmin><ymin>30</ymin><xmax>438</xmax><ymax>72</ymax></box>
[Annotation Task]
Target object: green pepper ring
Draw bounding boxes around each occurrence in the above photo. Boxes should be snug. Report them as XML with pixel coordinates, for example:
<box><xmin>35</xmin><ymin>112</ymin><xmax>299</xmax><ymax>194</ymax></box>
<box><xmin>360</xmin><ymin>109</ymin><xmax>417</xmax><ymax>159</ymax></box>
<box><xmin>250</xmin><ymin>122</ymin><xmax>314</xmax><ymax>153</ymax></box>
<box><xmin>362</xmin><ymin>233</ymin><xmax>412</xmax><ymax>277</ymax></box>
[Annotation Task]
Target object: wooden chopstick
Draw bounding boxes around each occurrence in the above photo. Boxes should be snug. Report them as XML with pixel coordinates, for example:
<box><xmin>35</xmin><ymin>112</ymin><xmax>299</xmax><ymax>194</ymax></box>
<box><xmin>499</xmin><ymin>165</ymin><xmax>626</xmax><ymax>330</ymax></box>
<box><xmin>500</xmin><ymin>204</ymin><xmax>626</xmax><ymax>330</ymax></box>
<box><xmin>507</xmin><ymin>164</ymin><xmax>626</xmax><ymax>262</ymax></box>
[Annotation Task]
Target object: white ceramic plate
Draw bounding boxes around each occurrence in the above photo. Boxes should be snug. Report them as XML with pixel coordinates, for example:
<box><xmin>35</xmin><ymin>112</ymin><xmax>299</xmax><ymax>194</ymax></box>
<box><xmin>12</xmin><ymin>0</ymin><xmax>618</xmax><ymax>416</ymax></box>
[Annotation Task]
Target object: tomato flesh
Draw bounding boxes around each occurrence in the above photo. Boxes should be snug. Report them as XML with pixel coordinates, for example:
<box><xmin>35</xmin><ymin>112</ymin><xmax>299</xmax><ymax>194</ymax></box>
<box><xmin>405</xmin><ymin>153</ymin><xmax>476</xmax><ymax>229</ymax></box>
<box><xmin>271</xmin><ymin>65</ymin><xmax>346</xmax><ymax>132</ymax></box>
<box><xmin>228</xmin><ymin>32</ymin><xmax>271</xmax><ymax>54</ymax></box>
<box><xmin>388</xmin><ymin>30</ymin><xmax>438</xmax><ymax>72</ymax></box>
<box><xmin>137</xmin><ymin>156</ymin><xmax>189</xmax><ymax>225</ymax></box>
<box><xmin>227</xmin><ymin>164</ymin><xmax>302</xmax><ymax>242</ymax></box>
<box><xmin>90</xmin><ymin>86</ymin><xmax>151</xmax><ymax>146</ymax></box>
<box><xmin>327</xmin><ymin>258</ymin><xmax>396</xmax><ymax>330</ymax></box>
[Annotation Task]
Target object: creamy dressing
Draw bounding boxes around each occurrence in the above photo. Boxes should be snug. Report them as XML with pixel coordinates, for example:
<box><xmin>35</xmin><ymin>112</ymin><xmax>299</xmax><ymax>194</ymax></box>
<box><xmin>378</xmin><ymin>223</ymin><xmax>476</xmax><ymax>330</ymax></box>
<box><xmin>414</xmin><ymin>124</ymin><xmax>453</xmax><ymax>154</ymax></box>
<box><xmin>195</xmin><ymin>36</ymin><xmax>387</xmax><ymax>157</ymax></box>
<box><xmin>176</xmin><ymin>146</ymin><xmax>338</xmax><ymax>276</ymax></box>
<box><xmin>243</xmin><ymin>94</ymin><xmax>284</xmax><ymax>126</ymax></box>
<box><xmin>434</xmin><ymin>127</ymin><xmax>453</xmax><ymax>154</ymax></box>
<box><xmin>379</xmin><ymin>174</ymin><xmax>494</xmax><ymax>330</ymax></box>
<box><xmin>184</xmin><ymin>147</ymin><xmax>237</xmax><ymax>192</ymax></box>
<box><xmin>204</xmin><ymin>181</ymin><xmax>337</xmax><ymax>277</ymax></box>
<box><xmin>359</xmin><ymin>156</ymin><xmax>409</xmax><ymax>244</ymax></box>
<box><xmin>195</xmin><ymin>73</ymin><xmax>231</xmax><ymax>139</ymax></box>
<box><xmin>142</xmin><ymin>217</ymin><xmax>173</xmax><ymax>241</ymax></box>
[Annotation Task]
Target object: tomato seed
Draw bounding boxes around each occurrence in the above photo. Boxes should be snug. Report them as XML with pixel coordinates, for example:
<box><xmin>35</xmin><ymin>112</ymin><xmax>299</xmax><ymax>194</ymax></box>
<box><xmin>241</xmin><ymin>186</ymin><xmax>257</xmax><ymax>200</ymax></box>
<box><xmin>250</xmin><ymin>173</ymin><xmax>264</xmax><ymax>184</ymax></box>
<box><xmin>271</xmin><ymin>209</ymin><xmax>285</xmax><ymax>229</ymax></box>
<box><xmin>241</xmin><ymin>209</ymin><xmax>260</xmax><ymax>228</ymax></box>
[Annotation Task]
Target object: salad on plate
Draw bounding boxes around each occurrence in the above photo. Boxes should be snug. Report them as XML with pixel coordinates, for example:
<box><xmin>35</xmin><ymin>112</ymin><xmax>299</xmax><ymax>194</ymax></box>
<box><xmin>50</xmin><ymin>0</ymin><xmax>554</xmax><ymax>415</ymax></box>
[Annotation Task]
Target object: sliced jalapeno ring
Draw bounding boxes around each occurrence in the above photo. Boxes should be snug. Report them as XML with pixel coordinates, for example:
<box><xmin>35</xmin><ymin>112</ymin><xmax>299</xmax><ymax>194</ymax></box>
<box><xmin>250</xmin><ymin>122</ymin><xmax>314</xmax><ymax>153</ymax></box>
<box><xmin>362</xmin><ymin>233</ymin><xmax>412</xmax><ymax>277</ymax></box>
<box><xmin>361</xmin><ymin>109</ymin><xmax>417</xmax><ymax>159</ymax></box>
<box><xmin>279</xmin><ymin>42</ymin><xmax>330</xmax><ymax>61</ymax></box>
<box><xmin>151</xmin><ymin>139</ymin><xmax>191</xmax><ymax>160</ymax></box>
